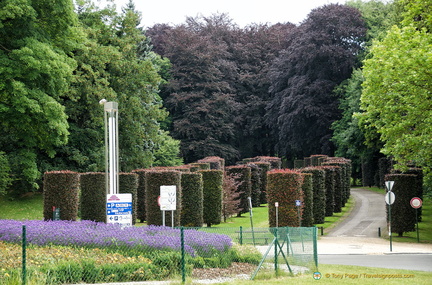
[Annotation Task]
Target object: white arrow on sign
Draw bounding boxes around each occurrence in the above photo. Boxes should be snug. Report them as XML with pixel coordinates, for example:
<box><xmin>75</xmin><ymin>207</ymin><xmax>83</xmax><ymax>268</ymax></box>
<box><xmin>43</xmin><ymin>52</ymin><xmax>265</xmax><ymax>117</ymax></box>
<box><xmin>385</xmin><ymin>191</ymin><xmax>395</xmax><ymax>205</ymax></box>
<box><xmin>385</xmin><ymin>181</ymin><xmax>395</xmax><ymax>192</ymax></box>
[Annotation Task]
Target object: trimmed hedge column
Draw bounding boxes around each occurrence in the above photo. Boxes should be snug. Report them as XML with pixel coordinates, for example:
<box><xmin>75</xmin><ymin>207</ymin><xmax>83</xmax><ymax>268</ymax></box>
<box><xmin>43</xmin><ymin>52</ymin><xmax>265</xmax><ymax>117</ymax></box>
<box><xmin>255</xmin><ymin>161</ymin><xmax>270</xmax><ymax>205</ymax></box>
<box><xmin>226</xmin><ymin>165</ymin><xmax>252</xmax><ymax>217</ymax></box>
<box><xmin>385</xmin><ymin>174</ymin><xmax>417</xmax><ymax>236</ymax></box>
<box><xmin>247</xmin><ymin>163</ymin><xmax>262</xmax><ymax>207</ymax></box>
<box><xmin>132</xmin><ymin>169</ymin><xmax>148</xmax><ymax>223</ymax></box>
<box><xmin>43</xmin><ymin>171</ymin><xmax>80</xmax><ymax>221</ymax></box>
<box><xmin>301</xmin><ymin>167</ymin><xmax>326</xmax><ymax>224</ymax></box>
<box><xmin>80</xmin><ymin>172</ymin><xmax>106</xmax><ymax>222</ymax></box>
<box><xmin>145</xmin><ymin>170</ymin><xmax>182</xmax><ymax>226</ymax></box>
<box><xmin>267</xmin><ymin>169</ymin><xmax>304</xmax><ymax>227</ymax></box>
<box><xmin>301</xmin><ymin>173</ymin><xmax>314</xmax><ymax>227</ymax></box>
<box><xmin>180</xmin><ymin>172</ymin><xmax>204</xmax><ymax>227</ymax></box>
<box><xmin>200</xmin><ymin>170</ymin><xmax>224</xmax><ymax>227</ymax></box>
<box><xmin>319</xmin><ymin>166</ymin><xmax>335</xmax><ymax>217</ymax></box>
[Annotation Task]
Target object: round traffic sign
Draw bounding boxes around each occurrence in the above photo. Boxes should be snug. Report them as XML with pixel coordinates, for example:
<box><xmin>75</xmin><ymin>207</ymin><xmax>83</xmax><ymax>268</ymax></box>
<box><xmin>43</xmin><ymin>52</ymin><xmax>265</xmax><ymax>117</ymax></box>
<box><xmin>410</xmin><ymin>197</ymin><xmax>422</xmax><ymax>209</ymax></box>
<box><xmin>385</xmin><ymin>192</ymin><xmax>395</xmax><ymax>205</ymax></box>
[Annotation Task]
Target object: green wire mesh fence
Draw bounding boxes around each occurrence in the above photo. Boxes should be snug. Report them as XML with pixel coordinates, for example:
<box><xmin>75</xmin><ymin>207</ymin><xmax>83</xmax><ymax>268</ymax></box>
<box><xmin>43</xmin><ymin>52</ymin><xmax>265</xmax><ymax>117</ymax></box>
<box><xmin>0</xmin><ymin>220</ymin><xmax>318</xmax><ymax>284</ymax></box>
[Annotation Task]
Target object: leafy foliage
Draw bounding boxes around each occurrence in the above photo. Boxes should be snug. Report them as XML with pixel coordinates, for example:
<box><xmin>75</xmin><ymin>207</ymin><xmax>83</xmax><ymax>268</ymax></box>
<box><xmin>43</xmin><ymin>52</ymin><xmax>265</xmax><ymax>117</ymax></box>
<box><xmin>80</xmin><ymin>172</ymin><xmax>106</xmax><ymax>222</ymax></box>
<box><xmin>42</xmin><ymin>171</ymin><xmax>80</xmax><ymax>221</ymax></box>
<box><xmin>266</xmin><ymin>4</ymin><xmax>366</xmax><ymax>159</ymax></box>
<box><xmin>180</xmin><ymin>172</ymin><xmax>204</xmax><ymax>227</ymax></box>
<box><xmin>200</xmin><ymin>170</ymin><xmax>223</xmax><ymax>227</ymax></box>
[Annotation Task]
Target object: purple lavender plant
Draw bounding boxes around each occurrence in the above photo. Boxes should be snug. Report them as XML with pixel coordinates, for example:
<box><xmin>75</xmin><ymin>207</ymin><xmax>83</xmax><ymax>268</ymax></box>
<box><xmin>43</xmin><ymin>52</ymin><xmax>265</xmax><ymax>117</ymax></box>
<box><xmin>0</xmin><ymin>220</ymin><xmax>232</xmax><ymax>257</ymax></box>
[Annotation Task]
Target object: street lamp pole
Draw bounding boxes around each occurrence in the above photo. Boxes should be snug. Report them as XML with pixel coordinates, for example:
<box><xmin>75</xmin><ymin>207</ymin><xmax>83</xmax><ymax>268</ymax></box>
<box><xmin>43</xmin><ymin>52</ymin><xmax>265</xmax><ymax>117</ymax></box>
<box><xmin>101</xmin><ymin>100</ymin><xmax>119</xmax><ymax>195</ymax></box>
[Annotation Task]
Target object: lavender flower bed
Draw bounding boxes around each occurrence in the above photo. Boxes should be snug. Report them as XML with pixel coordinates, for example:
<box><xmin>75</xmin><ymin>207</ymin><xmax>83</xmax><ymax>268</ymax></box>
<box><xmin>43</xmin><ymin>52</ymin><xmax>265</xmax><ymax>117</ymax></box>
<box><xmin>0</xmin><ymin>220</ymin><xmax>232</xmax><ymax>257</ymax></box>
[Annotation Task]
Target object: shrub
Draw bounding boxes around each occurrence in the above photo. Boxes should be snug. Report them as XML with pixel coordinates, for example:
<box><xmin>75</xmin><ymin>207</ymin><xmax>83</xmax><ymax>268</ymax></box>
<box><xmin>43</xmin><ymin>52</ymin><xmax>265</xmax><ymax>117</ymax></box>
<box><xmin>197</xmin><ymin>156</ymin><xmax>225</xmax><ymax>170</ymax></box>
<box><xmin>226</xmin><ymin>165</ymin><xmax>251</xmax><ymax>216</ymax></box>
<box><xmin>43</xmin><ymin>171</ymin><xmax>80</xmax><ymax>221</ymax></box>
<box><xmin>310</xmin><ymin>154</ymin><xmax>328</xmax><ymax>166</ymax></box>
<box><xmin>247</xmin><ymin>163</ymin><xmax>262</xmax><ymax>207</ymax></box>
<box><xmin>145</xmin><ymin>170</ymin><xmax>181</xmax><ymax>226</ymax></box>
<box><xmin>189</xmin><ymin>163</ymin><xmax>210</xmax><ymax>171</ymax></box>
<box><xmin>301</xmin><ymin>173</ymin><xmax>314</xmax><ymax>227</ymax></box>
<box><xmin>267</xmin><ymin>169</ymin><xmax>304</xmax><ymax>227</ymax></box>
<box><xmin>200</xmin><ymin>170</ymin><xmax>223</xmax><ymax>227</ymax></box>
<box><xmin>80</xmin><ymin>172</ymin><xmax>106</xmax><ymax>222</ymax></box>
<box><xmin>319</xmin><ymin>166</ymin><xmax>335</xmax><ymax>217</ymax></box>
<box><xmin>132</xmin><ymin>169</ymin><xmax>148</xmax><ymax>222</ymax></box>
<box><xmin>180</xmin><ymin>172</ymin><xmax>204</xmax><ymax>227</ymax></box>
<box><xmin>385</xmin><ymin>174</ymin><xmax>418</xmax><ymax>236</ymax></box>
<box><xmin>255</xmin><ymin>162</ymin><xmax>270</xmax><ymax>204</ymax></box>
<box><xmin>294</xmin><ymin>160</ymin><xmax>304</xmax><ymax>169</ymax></box>
<box><xmin>301</xmin><ymin>167</ymin><xmax>326</xmax><ymax>224</ymax></box>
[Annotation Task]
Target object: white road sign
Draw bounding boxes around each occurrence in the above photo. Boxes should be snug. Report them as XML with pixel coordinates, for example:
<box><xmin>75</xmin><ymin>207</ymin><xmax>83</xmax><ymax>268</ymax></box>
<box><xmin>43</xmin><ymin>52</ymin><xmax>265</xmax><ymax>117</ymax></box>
<box><xmin>385</xmin><ymin>191</ymin><xmax>395</xmax><ymax>205</ymax></box>
<box><xmin>106</xmin><ymin>193</ymin><xmax>132</xmax><ymax>226</ymax></box>
<box><xmin>160</xmin><ymin>185</ymin><xmax>177</xmax><ymax>211</ymax></box>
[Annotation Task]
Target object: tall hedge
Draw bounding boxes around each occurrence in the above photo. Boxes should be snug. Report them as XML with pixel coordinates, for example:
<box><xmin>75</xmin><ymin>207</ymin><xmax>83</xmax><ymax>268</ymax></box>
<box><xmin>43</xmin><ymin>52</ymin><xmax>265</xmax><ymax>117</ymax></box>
<box><xmin>119</xmin><ymin>172</ymin><xmax>138</xmax><ymax>225</ymax></box>
<box><xmin>267</xmin><ymin>169</ymin><xmax>304</xmax><ymax>227</ymax></box>
<box><xmin>200</xmin><ymin>170</ymin><xmax>223</xmax><ymax>227</ymax></box>
<box><xmin>80</xmin><ymin>172</ymin><xmax>106</xmax><ymax>222</ymax></box>
<box><xmin>43</xmin><ymin>171</ymin><xmax>80</xmax><ymax>221</ymax></box>
<box><xmin>247</xmin><ymin>163</ymin><xmax>262</xmax><ymax>207</ymax></box>
<box><xmin>323</xmin><ymin>158</ymin><xmax>351</xmax><ymax>206</ymax></box>
<box><xmin>255</xmin><ymin>161</ymin><xmax>270</xmax><ymax>204</ymax></box>
<box><xmin>311</xmin><ymin>155</ymin><xmax>328</xmax><ymax>166</ymax></box>
<box><xmin>226</xmin><ymin>165</ymin><xmax>252</xmax><ymax>216</ymax></box>
<box><xmin>249</xmin><ymin>156</ymin><xmax>282</xmax><ymax>170</ymax></box>
<box><xmin>385</xmin><ymin>174</ymin><xmax>417</xmax><ymax>236</ymax></box>
<box><xmin>189</xmin><ymin>163</ymin><xmax>210</xmax><ymax>171</ymax></box>
<box><xmin>301</xmin><ymin>173</ymin><xmax>314</xmax><ymax>227</ymax></box>
<box><xmin>379</xmin><ymin>157</ymin><xmax>393</xmax><ymax>188</ymax></box>
<box><xmin>132</xmin><ymin>169</ymin><xmax>148</xmax><ymax>223</ymax></box>
<box><xmin>301</xmin><ymin>167</ymin><xmax>326</xmax><ymax>224</ymax></box>
<box><xmin>180</xmin><ymin>172</ymin><xmax>204</xmax><ymax>227</ymax></box>
<box><xmin>319</xmin><ymin>166</ymin><xmax>335</xmax><ymax>217</ymax></box>
<box><xmin>145</xmin><ymin>170</ymin><xmax>182</xmax><ymax>226</ymax></box>
<box><xmin>294</xmin><ymin>160</ymin><xmax>304</xmax><ymax>169</ymax></box>
<box><xmin>197</xmin><ymin>156</ymin><xmax>225</xmax><ymax>170</ymax></box>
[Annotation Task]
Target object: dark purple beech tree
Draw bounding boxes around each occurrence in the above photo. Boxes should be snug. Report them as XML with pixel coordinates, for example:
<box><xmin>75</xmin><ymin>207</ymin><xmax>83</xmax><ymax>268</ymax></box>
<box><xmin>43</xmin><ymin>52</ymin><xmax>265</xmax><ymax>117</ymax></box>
<box><xmin>147</xmin><ymin>16</ymin><xmax>239</xmax><ymax>164</ymax></box>
<box><xmin>231</xmin><ymin>23</ymin><xmax>295</xmax><ymax>158</ymax></box>
<box><xmin>265</xmin><ymin>4</ymin><xmax>366</xmax><ymax>160</ymax></box>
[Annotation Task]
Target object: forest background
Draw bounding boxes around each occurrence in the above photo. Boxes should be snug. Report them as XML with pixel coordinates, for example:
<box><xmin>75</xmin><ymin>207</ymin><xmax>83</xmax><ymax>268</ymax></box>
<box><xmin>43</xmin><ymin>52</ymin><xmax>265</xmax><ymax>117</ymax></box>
<box><xmin>0</xmin><ymin>0</ymin><xmax>431</xmax><ymax>197</ymax></box>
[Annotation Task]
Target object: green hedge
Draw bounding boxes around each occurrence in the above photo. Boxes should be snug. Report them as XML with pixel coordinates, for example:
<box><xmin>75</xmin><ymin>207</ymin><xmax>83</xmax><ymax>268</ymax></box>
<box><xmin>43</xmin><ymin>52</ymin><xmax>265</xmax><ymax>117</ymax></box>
<box><xmin>301</xmin><ymin>173</ymin><xmax>314</xmax><ymax>227</ymax></box>
<box><xmin>293</xmin><ymin>160</ymin><xmax>304</xmax><ymax>169</ymax></box>
<box><xmin>323</xmin><ymin>158</ymin><xmax>352</xmax><ymax>206</ymax></box>
<box><xmin>267</xmin><ymin>169</ymin><xmax>304</xmax><ymax>227</ymax></box>
<box><xmin>119</xmin><ymin>172</ymin><xmax>138</xmax><ymax>225</ymax></box>
<box><xmin>247</xmin><ymin>164</ymin><xmax>262</xmax><ymax>207</ymax></box>
<box><xmin>145</xmin><ymin>170</ymin><xmax>182</xmax><ymax>226</ymax></box>
<box><xmin>319</xmin><ymin>166</ymin><xmax>335</xmax><ymax>217</ymax></box>
<box><xmin>132</xmin><ymin>169</ymin><xmax>148</xmax><ymax>223</ymax></box>
<box><xmin>310</xmin><ymin>155</ymin><xmax>328</xmax><ymax>166</ymax></box>
<box><xmin>226</xmin><ymin>165</ymin><xmax>252</xmax><ymax>216</ymax></box>
<box><xmin>197</xmin><ymin>156</ymin><xmax>225</xmax><ymax>170</ymax></box>
<box><xmin>200</xmin><ymin>170</ymin><xmax>223</xmax><ymax>227</ymax></box>
<box><xmin>385</xmin><ymin>174</ymin><xmax>417</xmax><ymax>236</ymax></box>
<box><xmin>0</xmin><ymin>151</ymin><xmax>11</xmax><ymax>196</ymax></box>
<box><xmin>43</xmin><ymin>171</ymin><xmax>80</xmax><ymax>221</ymax></box>
<box><xmin>180</xmin><ymin>172</ymin><xmax>204</xmax><ymax>227</ymax></box>
<box><xmin>189</xmin><ymin>163</ymin><xmax>210</xmax><ymax>171</ymax></box>
<box><xmin>80</xmin><ymin>172</ymin><xmax>106</xmax><ymax>222</ymax></box>
<box><xmin>301</xmin><ymin>167</ymin><xmax>326</xmax><ymax>224</ymax></box>
<box><xmin>255</xmin><ymin>162</ymin><xmax>270</xmax><ymax>205</ymax></box>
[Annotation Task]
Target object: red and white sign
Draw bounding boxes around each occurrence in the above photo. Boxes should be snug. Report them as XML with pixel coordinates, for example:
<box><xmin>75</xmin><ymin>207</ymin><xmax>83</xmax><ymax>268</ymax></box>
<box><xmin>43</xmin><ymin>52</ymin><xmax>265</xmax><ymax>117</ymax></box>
<box><xmin>410</xmin><ymin>197</ymin><xmax>422</xmax><ymax>209</ymax></box>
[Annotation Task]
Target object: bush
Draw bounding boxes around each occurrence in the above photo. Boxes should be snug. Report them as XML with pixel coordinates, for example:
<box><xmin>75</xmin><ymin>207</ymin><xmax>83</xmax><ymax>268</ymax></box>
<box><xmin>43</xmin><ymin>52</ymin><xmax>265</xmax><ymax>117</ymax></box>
<box><xmin>132</xmin><ymin>169</ymin><xmax>148</xmax><ymax>222</ymax></box>
<box><xmin>385</xmin><ymin>174</ymin><xmax>417</xmax><ymax>236</ymax></box>
<box><xmin>180</xmin><ymin>172</ymin><xmax>204</xmax><ymax>227</ymax></box>
<box><xmin>200</xmin><ymin>170</ymin><xmax>223</xmax><ymax>227</ymax></box>
<box><xmin>301</xmin><ymin>173</ymin><xmax>314</xmax><ymax>227</ymax></box>
<box><xmin>43</xmin><ymin>171</ymin><xmax>80</xmax><ymax>221</ymax></box>
<box><xmin>247</xmin><ymin>163</ymin><xmax>262</xmax><ymax>207</ymax></box>
<box><xmin>197</xmin><ymin>156</ymin><xmax>225</xmax><ymax>170</ymax></box>
<box><xmin>80</xmin><ymin>172</ymin><xmax>106</xmax><ymax>222</ymax></box>
<box><xmin>145</xmin><ymin>170</ymin><xmax>182</xmax><ymax>226</ymax></box>
<box><xmin>319</xmin><ymin>166</ymin><xmax>335</xmax><ymax>217</ymax></box>
<box><xmin>267</xmin><ymin>169</ymin><xmax>304</xmax><ymax>227</ymax></box>
<box><xmin>301</xmin><ymin>167</ymin><xmax>326</xmax><ymax>224</ymax></box>
<box><xmin>226</xmin><ymin>165</ymin><xmax>252</xmax><ymax>216</ymax></box>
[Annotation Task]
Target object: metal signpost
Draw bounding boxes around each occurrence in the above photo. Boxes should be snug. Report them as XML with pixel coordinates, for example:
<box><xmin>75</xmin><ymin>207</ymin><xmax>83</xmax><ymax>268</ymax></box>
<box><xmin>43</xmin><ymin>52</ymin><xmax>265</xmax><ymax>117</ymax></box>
<box><xmin>160</xmin><ymin>185</ymin><xmax>177</xmax><ymax>227</ymax></box>
<box><xmin>106</xmin><ymin>193</ymin><xmax>133</xmax><ymax>227</ymax></box>
<box><xmin>295</xmin><ymin>200</ymin><xmax>302</xmax><ymax>227</ymax></box>
<box><xmin>385</xmin><ymin>181</ymin><xmax>395</xmax><ymax>252</ymax></box>
<box><xmin>248</xmin><ymin>197</ymin><xmax>256</xmax><ymax>245</ymax></box>
<box><xmin>410</xmin><ymin>197</ymin><xmax>422</xmax><ymax>242</ymax></box>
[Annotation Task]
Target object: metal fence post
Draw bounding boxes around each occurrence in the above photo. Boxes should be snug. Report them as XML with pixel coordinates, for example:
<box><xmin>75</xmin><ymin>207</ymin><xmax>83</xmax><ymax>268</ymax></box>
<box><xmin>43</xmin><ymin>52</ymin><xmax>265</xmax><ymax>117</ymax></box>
<box><xmin>180</xmin><ymin>227</ymin><xmax>185</xmax><ymax>283</ymax></box>
<box><xmin>239</xmin><ymin>226</ymin><xmax>243</xmax><ymax>245</ymax></box>
<box><xmin>313</xmin><ymin>226</ymin><xmax>318</xmax><ymax>269</ymax></box>
<box><xmin>22</xmin><ymin>225</ymin><xmax>27</xmax><ymax>285</ymax></box>
<box><xmin>274</xmin><ymin>228</ymin><xmax>278</xmax><ymax>275</ymax></box>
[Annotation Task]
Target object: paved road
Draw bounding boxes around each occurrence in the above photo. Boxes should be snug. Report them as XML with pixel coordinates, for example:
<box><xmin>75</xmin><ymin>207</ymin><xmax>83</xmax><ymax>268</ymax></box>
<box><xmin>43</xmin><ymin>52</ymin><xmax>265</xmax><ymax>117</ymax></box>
<box><xmin>319</xmin><ymin>188</ymin><xmax>432</xmax><ymax>272</ymax></box>
<box><xmin>327</xmin><ymin>188</ymin><xmax>387</xmax><ymax>237</ymax></box>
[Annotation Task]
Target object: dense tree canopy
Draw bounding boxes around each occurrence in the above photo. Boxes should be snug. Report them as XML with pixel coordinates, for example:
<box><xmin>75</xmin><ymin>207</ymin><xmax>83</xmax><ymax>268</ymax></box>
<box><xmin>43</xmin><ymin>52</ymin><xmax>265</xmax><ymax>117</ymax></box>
<box><xmin>0</xmin><ymin>0</ymin><xmax>81</xmax><ymax>192</ymax></box>
<box><xmin>266</xmin><ymin>4</ymin><xmax>366</xmax><ymax>160</ymax></box>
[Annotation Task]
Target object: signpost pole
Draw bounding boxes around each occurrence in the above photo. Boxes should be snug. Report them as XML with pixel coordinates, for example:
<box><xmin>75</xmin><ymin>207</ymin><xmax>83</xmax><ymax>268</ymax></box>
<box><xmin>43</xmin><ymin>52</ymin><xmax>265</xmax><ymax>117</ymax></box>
<box><xmin>410</xmin><ymin>197</ymin><xmax>422</xmax><ymax>243</ymax></box>
<box><xmin>385</xmin><ymin>181</ymin><xmax>395</xmax><ymax>252</ymax></box>
<box><xmin>389</xmin><ymin>202</ymin><xmax>392</xmax><ymax>252</ymax></box>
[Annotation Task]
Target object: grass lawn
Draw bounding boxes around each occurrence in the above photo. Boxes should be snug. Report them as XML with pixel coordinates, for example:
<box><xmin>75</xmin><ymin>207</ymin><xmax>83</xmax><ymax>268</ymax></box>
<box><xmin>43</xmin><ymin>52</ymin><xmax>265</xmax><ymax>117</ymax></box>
<box><xmin>0</xmin><ymin>192</ymin><xmax>44</xmax><ymax>220</ymax></box>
